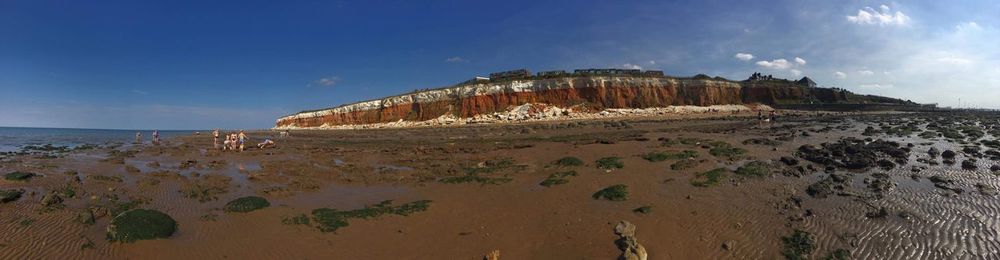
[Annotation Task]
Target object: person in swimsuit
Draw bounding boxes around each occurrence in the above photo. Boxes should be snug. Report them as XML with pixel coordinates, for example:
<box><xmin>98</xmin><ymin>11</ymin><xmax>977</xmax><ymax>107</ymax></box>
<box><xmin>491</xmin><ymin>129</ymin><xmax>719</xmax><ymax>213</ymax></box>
<box><xmin>213</xmin><ymin>129</ymin><xmax>220</xmax><ymax>148</ymax></box>
<box><xmin>135</xmin><ymin>132</ymin><xmax>142</xmax><ymax>144</ymax></box>
<box><xmin>238</xmin><ymin>131</ymin><xmax>247</xmax><ymax>152</ymax></box>
<box><xmin>257</xmin><ymin>139</ymin><xmax>275</xmax><ymax>149</ymax></box>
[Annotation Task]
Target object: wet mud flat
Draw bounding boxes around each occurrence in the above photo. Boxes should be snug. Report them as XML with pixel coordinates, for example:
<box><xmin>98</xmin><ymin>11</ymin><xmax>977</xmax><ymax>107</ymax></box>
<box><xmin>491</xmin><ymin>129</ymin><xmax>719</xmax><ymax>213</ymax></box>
<box><xmin>1</xmin><ymin>111</ymin><xmax>999</xmax><ymax>259</ymax></box>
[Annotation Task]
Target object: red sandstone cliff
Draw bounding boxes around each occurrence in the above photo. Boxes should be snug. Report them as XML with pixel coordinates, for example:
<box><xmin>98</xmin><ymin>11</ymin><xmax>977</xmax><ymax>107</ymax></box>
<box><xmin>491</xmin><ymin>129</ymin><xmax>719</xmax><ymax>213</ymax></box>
<box><xmin>275</xmin><ymin>76</ymin><xmax>877</xmax><ymax>128</ymax></box>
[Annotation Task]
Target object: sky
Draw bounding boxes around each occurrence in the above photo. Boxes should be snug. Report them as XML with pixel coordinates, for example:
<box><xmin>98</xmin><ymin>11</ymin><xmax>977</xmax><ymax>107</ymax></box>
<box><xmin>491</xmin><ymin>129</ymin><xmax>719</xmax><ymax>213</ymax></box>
<box><xmin>1</xmin><ymin>0</ymin><xmax>998</xmax><ymax>130</ymax></box>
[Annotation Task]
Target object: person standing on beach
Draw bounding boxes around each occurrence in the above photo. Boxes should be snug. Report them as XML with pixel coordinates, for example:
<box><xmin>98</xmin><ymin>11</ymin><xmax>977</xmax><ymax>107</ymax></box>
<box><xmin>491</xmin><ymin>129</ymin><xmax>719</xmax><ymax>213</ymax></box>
<box><xmin>238</xmin><ymin>131</ymin><xmax>247</xmax><ymax>152</ymax></box>
<box><xmin>135</xmin><ymin>132</ymin><xmax>142</xmax><ymax>144</ymax></box>
<box><xmin>213</xmin><ymin>129</ymin><xmax>220</xmax><ymax>148</ymax></box>
<box><xmin>152</xmin><ymin>130</ymin><xmax>160</xmax><ymax>144</ymax></box>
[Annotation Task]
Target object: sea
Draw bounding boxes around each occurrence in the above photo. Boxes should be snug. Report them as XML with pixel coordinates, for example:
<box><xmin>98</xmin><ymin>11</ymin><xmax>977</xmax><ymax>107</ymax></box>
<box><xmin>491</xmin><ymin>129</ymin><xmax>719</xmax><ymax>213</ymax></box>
<box><xmin>0</xmin><ymin>127</ymin><xmax>203</xmax><ymax>152</ymax></box>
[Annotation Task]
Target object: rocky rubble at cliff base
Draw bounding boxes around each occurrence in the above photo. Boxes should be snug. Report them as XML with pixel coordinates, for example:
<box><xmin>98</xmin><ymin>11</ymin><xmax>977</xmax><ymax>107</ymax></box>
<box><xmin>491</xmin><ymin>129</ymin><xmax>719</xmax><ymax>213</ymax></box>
<box><xmin>276</xmin><ymin>103</ymin><xmax>771</xmax><ymax>130</ymax></box>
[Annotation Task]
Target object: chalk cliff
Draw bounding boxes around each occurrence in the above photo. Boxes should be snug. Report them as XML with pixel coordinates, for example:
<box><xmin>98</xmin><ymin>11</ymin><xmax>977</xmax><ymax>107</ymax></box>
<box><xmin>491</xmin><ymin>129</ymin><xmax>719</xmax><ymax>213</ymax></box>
<box><xmin>274</xmin><ymin>75</ymin><xmax>902</xmax><ymax>129</ymax></box>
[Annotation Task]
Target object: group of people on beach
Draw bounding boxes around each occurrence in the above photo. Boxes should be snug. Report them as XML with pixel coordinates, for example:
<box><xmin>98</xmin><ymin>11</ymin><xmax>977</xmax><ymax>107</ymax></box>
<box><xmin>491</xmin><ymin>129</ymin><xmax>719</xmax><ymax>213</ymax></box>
<box><xmin>213</xmin><ymin>129</ymin><xmax>277</xmax><ymax>152</ymax></box>
<box><xmin>134</xmin><ymin>130</ymin><xmax>160</xmax><ymax>145</ymax></box>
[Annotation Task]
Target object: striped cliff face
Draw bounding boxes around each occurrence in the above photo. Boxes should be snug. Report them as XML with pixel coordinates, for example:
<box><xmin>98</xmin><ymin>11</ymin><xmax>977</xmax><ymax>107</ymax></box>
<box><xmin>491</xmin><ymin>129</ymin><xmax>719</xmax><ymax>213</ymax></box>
<box><xmin>274</xmin><ymin>76</ymin><xmax>839</xmax><ymax>128</ymax></box>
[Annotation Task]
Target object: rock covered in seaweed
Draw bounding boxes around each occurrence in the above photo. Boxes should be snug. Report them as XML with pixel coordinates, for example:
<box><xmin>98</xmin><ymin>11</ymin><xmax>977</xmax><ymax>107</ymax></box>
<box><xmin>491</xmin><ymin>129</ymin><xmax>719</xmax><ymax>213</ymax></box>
<box><xmin>224</xmin><ymin>196</ymin><xmax>271</xmax><ymax>213</ymax></box>
<box><xmin>106</xmin><ymin>209</ymin><xmax>177</xmax><ymax>243</ymax></box>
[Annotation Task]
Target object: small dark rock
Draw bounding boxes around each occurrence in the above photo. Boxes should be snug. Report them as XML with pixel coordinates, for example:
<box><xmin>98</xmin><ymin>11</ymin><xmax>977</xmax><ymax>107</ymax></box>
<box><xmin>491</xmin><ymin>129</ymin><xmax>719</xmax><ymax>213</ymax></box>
<box><xmin>41</xmin><ymin>193</ymin><xmax>63</xmax><ymax>206</ymax></box>
<box><xmin>780</xmin><ymin>156</ymin><xmax>799</xmax><ymax>166</ymax></box>
<box><xmin>962</xmin><ymin>159</ymin><xmax>978</xmax><ymax>170</ymax></box>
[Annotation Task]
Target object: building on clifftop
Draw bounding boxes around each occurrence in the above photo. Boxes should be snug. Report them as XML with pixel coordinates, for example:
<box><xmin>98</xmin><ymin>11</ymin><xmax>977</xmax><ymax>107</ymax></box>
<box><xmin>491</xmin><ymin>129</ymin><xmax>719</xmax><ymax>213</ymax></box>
<box><xmin>797</xmin><ymin>77</ymin><xmax>817</xmax><ymax>88</ymax></box>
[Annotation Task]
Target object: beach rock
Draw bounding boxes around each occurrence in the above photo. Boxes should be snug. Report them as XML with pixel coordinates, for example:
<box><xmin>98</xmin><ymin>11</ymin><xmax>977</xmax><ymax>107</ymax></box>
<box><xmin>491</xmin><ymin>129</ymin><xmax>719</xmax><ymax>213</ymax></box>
<box><xmin>483</xmin><ymin>250</ymin><xmax>500</xmax><ymax>260</ymax></box>
<box><xmin>179</xmin><ymin>160</ymin><xmax>197</xmax><ymax>169</ymax></box>
<box><xmin>722</xmin><ymin>240</ymin><xmax>735</xmax><ymax>251</ymax></box>
<box><xmin>941</xmin><ymin>150</ymin><xmax>957</xmax><ymax>159</ymax></box>
<box><xmin>865</xmin><ymin>172</ymin><xmax>895</xmax><ymax>195</ymax></box>
<box><xmin>796</xmin><ymin>138</ymin><xmax>908</xmax><ymax>171</ymax></box>
<box><xmin>779</xmin><ymin>156</ymin><xmax>799</xmax><ymax>166</ymax></box>
<box><xmin>223</xmin><ymin>196</ymin><xmax>270</xmax><ymax>213</ymax></box>
<box><xmin>927</xmin><ymin>147</ymin><xmax>940</xmax><ymax>158</ymax></box>
<box><xmin>0</xmin><ymin>189</ymin><xmax>24</xmax><ymax>203</ymax></box>
<box><xmin>991</xmin><ymin>165</ymin><xmax>1000</xmax><ymax>172</ymax></box>
<box><xmin>107</xmin><ymin>209</ymin><xmax>177</xmax><ymax>243</ymax></box>
<box><xmin>928</xmin><ymin>175</ymin><xmax>962</xmax><ymax>194</ymax></box>
<box><xmin>806</xmin><ymin>173</ymin><xmax>849</xmax><ymax>198</ymax></box>
<box><xmin>976</xmin><ymin>183</ymin><xmax>997</xmax><ymax>196</ymax></box>
<box><xmin>78</xmin><ymin>209</ymin><xmax>96</xmax><ymax>225</ymax></box>
<box><xmin>41</xmin><ymin>193</ymin><xmax>63</xmax><ymax>206</ymax></box>
<box><xmin>962</xmin><ymin>159</ymin><xmax>978</xmax><ymax>170</ymax></box>
<box><xmin>613</xmin><ymin>221</ymin><xmax>648</xmax><ymax>260</ymax></box>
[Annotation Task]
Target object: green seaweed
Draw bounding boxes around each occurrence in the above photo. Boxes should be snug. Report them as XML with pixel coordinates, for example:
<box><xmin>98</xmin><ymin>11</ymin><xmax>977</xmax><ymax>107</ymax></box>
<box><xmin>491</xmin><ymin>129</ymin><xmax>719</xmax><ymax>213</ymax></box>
<box><xmin>282</xmin><ymin>214</ymin><xmax>310</xmax><ymax>225</ymax></box>
<box><xmin>592</xmin><ymin>185</ymin><xmax>628</xmax><ymax>201</ymax></box>
<box><xmin>4</xmin><ymin>171</ymin><xmax>36</xmax><ymax>181</ymax></box>
<box><xmin>311</xmin><ymin>200</ymin><xmax>431</xmax><ymax>233</ymax></box>
<box><xmin>87</xmin><ymin>175</ymin><xmax>123</xmax><ymax>183</ymax></box>
<box><xmin>179</xmin><ymin>184</ymin><xmax>227</xmax><ymax>202</ymax></box>
<box><xmin>690</xmin><ymin>168</ymin><xmax>727</xmax><ymax>187</ymax></box>
<box><xmin>106</xmin><ymin>209</ymin><xmax>177</xmax><ymax>243</ymax></box>
<box><xmin>670</xmin><ymin>159</ymin><xmax>699</xmax><ymax>170</ymax></box>
<box><xmin>223</xmin><ymin>196</ymin><xmax>270</xmax><ymax>213</ymax></box>
<box><xmin>440</xmin><ymin>158</ymin><xmax>519</xmax><ymax>185</ymax></box>
<box><xmin>539</xmin><ymin>171</ymin><xmax>577</xmax><ymax>187</ymax></box>
<box><xmin>642</xmin><ymin>150</ymin><xmax>698</xmax><ymax>162</ymax></box>
<box><xmin>708</xmin><ymin>142</ymin><xmax>747</xmax><ymax>160</ymax></box>
<box><xmin>0</xmin><ymin>189</ymin><xmax>24</xmax><ymax>203</ymax></box>
<box><xmin>596</xmin><ymin>157</ymin><xmax>624</xmax><ymax>170</ymax></box>
<box><xmin>735</xmin><ymin>161</ymin><xmax>772</xmax><ymax>178</ymax></box>
<box><xmin>781</xmin><ymin>229</ymin><xmax>815</xmax><ymax>260</ymax></box>
<box><xmin>823</xmin><ymin>249</ymin><xmax>850</xmax><ymax>260</ymax></box>
<box><xmin>553</xmin><ymin>157</ymin><xmax>584</xmax><ymax>167</ymax></box>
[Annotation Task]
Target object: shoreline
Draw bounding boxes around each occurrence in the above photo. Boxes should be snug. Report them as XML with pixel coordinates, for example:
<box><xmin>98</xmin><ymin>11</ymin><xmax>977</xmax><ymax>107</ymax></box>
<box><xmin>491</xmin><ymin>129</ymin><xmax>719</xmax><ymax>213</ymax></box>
<box><xmin>2</xmin><ymin>111</ymin><xmax>997</xmax><ymax>259</ymax></box>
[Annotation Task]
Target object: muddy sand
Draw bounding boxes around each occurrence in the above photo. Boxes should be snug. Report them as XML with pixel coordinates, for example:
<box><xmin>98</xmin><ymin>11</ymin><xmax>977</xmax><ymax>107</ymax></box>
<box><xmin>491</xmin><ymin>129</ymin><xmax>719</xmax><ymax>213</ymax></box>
<box><xmin>2</xmin><ymin>111</ymin><xmax>1000</xmax><ymax>259</ymax></box>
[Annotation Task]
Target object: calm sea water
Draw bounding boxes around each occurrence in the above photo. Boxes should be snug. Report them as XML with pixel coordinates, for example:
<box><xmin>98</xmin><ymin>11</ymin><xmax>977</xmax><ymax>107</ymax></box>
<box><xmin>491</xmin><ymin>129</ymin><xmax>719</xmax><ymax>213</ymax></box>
<box><xmin>0</xmin><ymin>127</ymin><xmax>202</xmax><ymax>152</ymax></box>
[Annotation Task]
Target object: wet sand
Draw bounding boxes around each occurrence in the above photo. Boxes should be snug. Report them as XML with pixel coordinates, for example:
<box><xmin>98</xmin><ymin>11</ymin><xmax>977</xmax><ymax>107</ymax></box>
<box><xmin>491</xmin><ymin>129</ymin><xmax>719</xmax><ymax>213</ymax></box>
<box><xmin>2</xmin><ymin>111</ymin><xmax>999</xmax><ymax>259</ymax></box>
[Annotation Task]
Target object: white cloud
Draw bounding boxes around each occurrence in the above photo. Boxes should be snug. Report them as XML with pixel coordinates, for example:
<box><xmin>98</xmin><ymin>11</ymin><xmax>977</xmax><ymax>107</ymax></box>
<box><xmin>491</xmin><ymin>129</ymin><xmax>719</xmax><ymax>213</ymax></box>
<box><xmin>621</xmin><ymin>63</ymin><xmax>643</xmax><ymax>70</ymax></box>
<box><xmin>794</xmin><ymin>57</ymin><xmax>806</xmax><ymax>65</ymax></box>
<box><xmin>790</xmin><ymin>69</ymin><xmax>802</xmax><ymax>76</ymax></box>
<box><xmin>755</xmin><ymin>59</ymin><xmax>791</xmax><ymax>69</ymax></box>
<box><xmin>131</xmin><ymin>89</ymin><xmax>148</xmax><ymax>95</ymax></box>
<box><xmin>956</xmin><ymin>22</ymin><xmax>982</xmax><ymax>32</ymax></box>
<box><xmin>859</xmin><ymin>83</ymin><xmax>894</xmax><ymax>89</ymax></box>
<box><xmin>858</xmin><ymin>70</ymin><xmax>874</xmax><ymax>75</ymax></box>
<box><xmin>937</xmin><ymin>57</ymin><xmax>972</xmax><ymax>65</ymax></box>
<box><xmin>846</xmin><ymin>6</ymin><xmax>910</xmax><ymax>26</ymax></box>
<box><xmin>834</xmin><ymin>71</ymin><xmax>847</xmax><ymax>79</ymax></box>
<box><xmin>308</xmin><ymin>76</ymin><xmax>341</xmax><ymax>87</ymax></box>
<box><xmin>445</xmin><ymin>56</ymin><xmax>467</xmax><ymax>63</ymax></box>
<box><xmin>648</xmin><ymin>60</ymin><xmax>656</xmax><ymax>65</ymax></box>
<box><xmin>734</xmin><ymin>53</ymin><xmax>754</xmax><ymax>61</ymax></box>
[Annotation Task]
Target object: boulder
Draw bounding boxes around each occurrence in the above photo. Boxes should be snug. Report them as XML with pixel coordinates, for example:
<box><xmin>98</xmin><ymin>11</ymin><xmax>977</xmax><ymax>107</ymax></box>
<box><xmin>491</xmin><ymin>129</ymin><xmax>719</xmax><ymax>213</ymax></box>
<box><xmin>41</xmin><ymin>193</ymin><xmax>63</xmax><ymax>206</ymax></box>
<box><xmin>223</xmin><ymin>196</ymin><xmax>270</xmax><ymax>213</ymax></box>
<box><xmin>106</xmin><ymin>209</ymin><xmax>177</xmax><ymax>243</ymax></box>
<box><xmin>614</xmin><ymin>221</ymin><xmax>648</xmax><ymax>260</ymax></box>
<box><xmin>0</xmin><ymin>189</ymin><xmax>24</xmax><ymax>203</ymax></box>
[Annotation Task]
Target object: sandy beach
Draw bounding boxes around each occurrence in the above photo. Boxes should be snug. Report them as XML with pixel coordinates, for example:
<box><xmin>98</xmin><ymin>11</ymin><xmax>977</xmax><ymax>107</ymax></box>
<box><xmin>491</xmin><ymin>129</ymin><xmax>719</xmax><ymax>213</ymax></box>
<box><xmin>2</xmin><ymin>111</ymin><xmax>999</xmax><ymax>259</ymax></box>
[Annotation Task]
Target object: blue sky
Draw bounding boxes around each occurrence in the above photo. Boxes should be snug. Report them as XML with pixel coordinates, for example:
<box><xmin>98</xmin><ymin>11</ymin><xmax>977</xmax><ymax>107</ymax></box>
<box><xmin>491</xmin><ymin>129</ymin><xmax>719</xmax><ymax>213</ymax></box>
<box><xmin>2</xmin><ymin>0</ymin><xmax>998</xmax><ymax>129</ymax></box>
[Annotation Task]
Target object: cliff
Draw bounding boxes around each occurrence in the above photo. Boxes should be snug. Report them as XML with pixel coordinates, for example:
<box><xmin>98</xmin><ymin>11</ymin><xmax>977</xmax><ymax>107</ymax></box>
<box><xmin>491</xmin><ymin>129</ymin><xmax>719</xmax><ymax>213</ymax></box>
<box><xmin>275</xmin><ymin>75</ymin><xmax>908</xmax><ymax>128</ymax></box>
